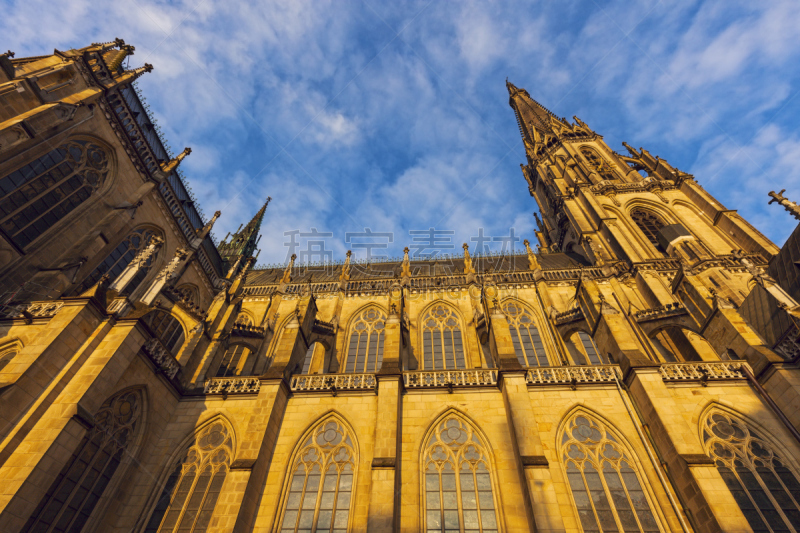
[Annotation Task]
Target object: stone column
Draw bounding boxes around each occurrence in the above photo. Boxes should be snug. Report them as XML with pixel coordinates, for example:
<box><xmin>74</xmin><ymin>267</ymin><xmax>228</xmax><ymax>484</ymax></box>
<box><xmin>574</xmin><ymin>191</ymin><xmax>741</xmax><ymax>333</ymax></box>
<box><xmin>367</xmin><ymin>308</ymin><xmax>402</xmax><ymax>531</ymax></box>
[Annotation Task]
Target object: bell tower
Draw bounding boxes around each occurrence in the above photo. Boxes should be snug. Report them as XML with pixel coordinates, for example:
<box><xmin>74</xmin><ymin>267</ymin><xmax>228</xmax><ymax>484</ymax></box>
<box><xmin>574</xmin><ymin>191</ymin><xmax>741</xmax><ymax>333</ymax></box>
<box><xmin>507</xmin><ymin>80</ymin><xmax>778</xmax><ymax>270</ymax></box>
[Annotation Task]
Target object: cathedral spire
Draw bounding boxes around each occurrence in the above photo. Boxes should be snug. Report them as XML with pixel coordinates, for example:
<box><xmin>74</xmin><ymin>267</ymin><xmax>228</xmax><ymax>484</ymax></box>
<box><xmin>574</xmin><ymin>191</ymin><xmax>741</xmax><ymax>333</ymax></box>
<box><xmin>506</xmin><ymin>79</ymin><xmax>567</xmax><ymax>142</ymax></box>
<box><xmin>218</xmin><ymin>197</ymin><xmax>271</xmax><ymax>265</ymax></box>
<box><xmin>104</xmin><ymin>43</ymin><xmax>135</xmax><ymax>71</ymax></box>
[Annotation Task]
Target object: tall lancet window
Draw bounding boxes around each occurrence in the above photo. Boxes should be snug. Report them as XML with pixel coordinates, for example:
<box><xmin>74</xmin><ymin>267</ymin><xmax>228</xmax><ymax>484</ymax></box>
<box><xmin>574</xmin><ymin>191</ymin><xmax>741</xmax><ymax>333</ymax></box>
<box><xmin>76</xmin><ymin>227</ymin><xmax>162</xmax><ymax>294</ymax></box>
<box><xmin>215</xmin><ymin>344</ymin><xmax>252</xmax><ymax>377</ymax></box>
<box><xmin>630</xmin><ymin>210</ymin><xmax>665</xmax><ymax>248</ymax></box>
<box><xmin>561</xmin><ymin>413</ymin><xmax>660</xmax><ymax>533</ymax></box>
<box><xmin>279</xmin><ymin>418</ymin><xmax>356</xmax><ymax>533</ymax></box>
<box><xmin>423</xmin><ymin>415</ymin><xmax>499</xmax><ymax>533</ymax></box>
<box><xmin>345</xmin><ymin>308</ymin><xmax>385</xmax><ymax>373</ymax></box>
<box><xmin>24</xmin><ymin>389</ymin><xmax>143</xmax><ymax>533</ymax></box>
<box><xmin>422</xmin><ymin>305</ymin><xmax>465</xmax><ymax>370</ymax></box>
<box><xmin>145</xmin><ymin>420</ymin><xmax>232</xmax><ymax>532</ymax></box>
<box><xmin>704</xmin><ymin>411</ymin><xmax>800</xmax><ymax>532</ymax></box>
<box><xmin>0</xmin><ymin>139</ymin><xmax>110</xmax><ymax>249</ymax></box>
<box><xmin>503</xmin><ymin>302</ymin><xmax>548</xmax><ymax>367</ymax></box>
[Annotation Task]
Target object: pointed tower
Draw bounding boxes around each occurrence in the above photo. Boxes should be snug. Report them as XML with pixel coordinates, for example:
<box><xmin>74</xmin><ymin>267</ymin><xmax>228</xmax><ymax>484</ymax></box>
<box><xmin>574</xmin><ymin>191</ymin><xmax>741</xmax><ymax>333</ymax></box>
<box><xmin>506</xmin><ymin>80</ymin><xmax>777</xmax><ymax>268</ymax></box>
<box><xmin>218</xmin><ymin>197</ymin><xmax>270</xmax><ymax>267</ymax></box>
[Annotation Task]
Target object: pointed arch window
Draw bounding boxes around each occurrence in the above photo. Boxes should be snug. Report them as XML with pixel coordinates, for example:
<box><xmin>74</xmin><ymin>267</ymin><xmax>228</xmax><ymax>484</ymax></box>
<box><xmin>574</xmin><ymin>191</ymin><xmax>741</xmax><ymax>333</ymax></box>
<box><xmin>0</xmin><ymin>139</ymin><xmax>110</xmax><ymax>249</ymax></box>
<box><xmin>704</xmin><ymin>411</ymin><xmax>800</xmax><ymax>532</ymax></box>
<box><xmin>561</xmin><ymin>413</ymin><xmax>660</xmax><ymax>533</ymax></box>
<box><xmin>503</xmin><ymin>302</ymin><xmax>548</xmax><ymax>367</ymax></box>
<box><xmin>279</xmin><ymin>419</ymin><xmax>356</xmax><ymax>533</ymax></box>
<box><xmin>423</xmin><ymin>415</ymin><xmax>499</xmax><ymax>533</ymax></box>
<box><xmin>345</xmin><ymin>308</ymin><xmax>385</xmax><ymax>373</ymax></box>
<box><xmin>567</xmin><ymin>331</ymin><xmax>604</xmax><ymax>365</ymax></box>
<box><xmin>145</xmin><ymin>421</ymin><xmax>232</xmax><ymax>532</ymax></box>
<box><xmin>24</xmin><ymin>389</ymin><xmax>142</xmax><ymax>532</ymax></box>
<box><xmin>76</xmin><ymin>227</ymin><xmax>162</xmax><ymax>294</ymax></box>
<box><xmin>422</xmin><ymin>305</ymin><xmax>465</xmax><ymax>370</ymax></box>
<box><xmin>143</xmin><ymin>310</ymin><xmax>185</xmax><ymax>355</ymax></box>
<box><xmin>630</xmin><ymin>210</ymin><xmax>665</xmax><ymax>248</ymax></box>
<box><xmin>0</xmin><ymin>344</ymin><xmax>18</xmax><ymax>373</ymax></box>
<box><xmin>215</xmin><ymin>344</ymin><xmax>252</xmax><ymax>377</ymax></box>
<box><xmin>580</xmin><ymin>147</ymin><xmax>615</xmax><ymax>182</ymax></box>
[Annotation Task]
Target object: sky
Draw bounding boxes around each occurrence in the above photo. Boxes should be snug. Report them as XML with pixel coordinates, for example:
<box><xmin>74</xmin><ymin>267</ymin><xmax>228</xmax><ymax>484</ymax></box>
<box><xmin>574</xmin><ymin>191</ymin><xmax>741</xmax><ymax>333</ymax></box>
<box><xmin>4</xmin><ymin>0</ymin><xmax>800</xmax><ymax>267</ymax></box>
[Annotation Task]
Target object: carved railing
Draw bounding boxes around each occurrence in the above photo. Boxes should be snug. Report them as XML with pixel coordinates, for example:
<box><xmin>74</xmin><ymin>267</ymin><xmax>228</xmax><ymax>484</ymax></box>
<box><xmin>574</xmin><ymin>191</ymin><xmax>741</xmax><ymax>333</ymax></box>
<box><xmin>231</xmin><ymin>323</ymin><xmax>266</xmax><ymax>338</ymax></box>
<box><xmin>659</xmin><ymin>362</ymin><xmax>747</xmax><ymax>382</ymax></box>
<box><xmin>141</xmin><ymin>337</ymin><xmax>181</xmax><ymax>380</ymax></box>
<box><xmin>290</xmin><ymin>373</ymin><xmax>377</xmax><ymax>392</ymax></box>
<box><xmin>526</xmin><ymin>365</ymin><xmax>621</xmax><ymax>385</ymax></box>
<box><xmin>634</xmin><ymin>303</ymin><xmax>687</xmax><ymax>322</ymax></box>
<box><xmin>204</xmin><ymin>376</ymin><xmax>261</xmax><ymax>395</ymax></box>
<box><xmin>403</xmin><ymin>370</ymin><xmax>497</xmax><ymax>388</ymax></box>
<box><xmin>0</xmin><ymin>301</ymin><xmax>64</xmax><ymax>320</ymax></box>
<box><xmin>554</xmin><ymin>307</ymin><xmax>583</xmax><ymax>325</ymax></box>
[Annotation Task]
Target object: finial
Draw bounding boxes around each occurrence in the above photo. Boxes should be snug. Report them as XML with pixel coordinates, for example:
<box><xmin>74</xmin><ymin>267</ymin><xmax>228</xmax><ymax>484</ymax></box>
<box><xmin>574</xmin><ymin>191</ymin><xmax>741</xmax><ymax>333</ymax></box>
<box><xmin>402</xmin><ymin>246</ymin><xmax>411</xmax><ymax>278</ymax></box>
<box><xmin>340</xmin><ymin>251</ymin><xmax>352</xmax><ymax>282</ymax></box>
<box><xmin>159</xmin><ymin>147</ymin><xmax>191</xmax><ymax>175</ymax></box>
<box><xmin>281</xmin><ymin>254</ymin><xmax>296</xmax><ymax>285</ymax></box>
<box><xmin>2</xmin><ymin>50</ymin><xmax>14</xmax><ymax>59</ymax></box>
<box><xmin>346</xmin><ymin>250</ymin><xmax>352</xmax><ymax>260</ymax></box>
<box><xmin>768</xmin><ymin>189</ymin><xmax>800</xmax><ymax>221</ymax></box>
<box><xmin>622</xmin><ymin>142</ymin><xmax>640</xmax><ymax>157</ymax></box>
<box><xmin>196</xmin><ymin>209</ymin><xmax>221</xmax><ymax>240</ymax></box>
<box><xmin>524</xmin><ymin>238</ymin><xmax>539</xmax><ymax>270</ymax></box>
<box><xmin>105</xmin><ymin>44</ymin><xmax>135</xmax><ymax>71</ymax></box>
<box><xmin>462</xmin><ymin>243</ymin><xmax>475</xmax><ymax>275</ymax></box>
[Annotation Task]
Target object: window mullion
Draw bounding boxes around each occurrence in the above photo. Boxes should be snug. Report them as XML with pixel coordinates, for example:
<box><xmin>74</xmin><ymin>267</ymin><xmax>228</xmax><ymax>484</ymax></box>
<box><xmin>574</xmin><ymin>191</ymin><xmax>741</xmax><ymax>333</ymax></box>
<box><xmin>311</xmin><ymin>463</ymin><xmax>325</xmax><ymax>533</ymax></box>
<box><xmin>1</xmin><ymin>160</ymin><xmax>79</xmax><ymax>221</ymax></box>
<box><xmin>10</xmin><ymin>180</ymin><xmax>92</xmax><ymax>238</ymax></box>
<box><xmin>187</xmin><ymin>465</ymin><xmax>218</xmax><ymax>532</ymax></box>
<box><xmin>454</xmin><ymin>465</ymin><xmax>464</xmax><ymax>533</ymax></box>
<box><xmin>732</xmin><ymin>466</ymin><xmax>774</xmax><ymax>533</ymax></box>
<box><xmin>616</xmin><ymin>465</ymin><xmax>648</xmax><ymax>533</ymax></box>
<box><xmin>751</xmin><ymin>461</ymin><xmax>795</xmax><ymax>532</ymax></box>
<box><xmin>48</xmin><ymin>433</ymin><xmax>112</xmax><ymax>533</ymax></box>
<box><xmin>580</xmin><ymin>466</ymin><xmax>604</xmax><ymax>533</ymax></box>
<box><xmin>170</xmin><ymin>466</ymin><xmax>203</xmax><ymax>533</ymax></box>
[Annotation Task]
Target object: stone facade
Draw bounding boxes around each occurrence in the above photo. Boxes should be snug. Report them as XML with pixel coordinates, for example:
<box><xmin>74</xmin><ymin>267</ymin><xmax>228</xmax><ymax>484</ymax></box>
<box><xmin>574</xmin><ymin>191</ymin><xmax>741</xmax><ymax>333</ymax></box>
<box><xmin>0</xmin><ymin>41</ymin><xmax>798</xmax><ymax>533</ymax></box>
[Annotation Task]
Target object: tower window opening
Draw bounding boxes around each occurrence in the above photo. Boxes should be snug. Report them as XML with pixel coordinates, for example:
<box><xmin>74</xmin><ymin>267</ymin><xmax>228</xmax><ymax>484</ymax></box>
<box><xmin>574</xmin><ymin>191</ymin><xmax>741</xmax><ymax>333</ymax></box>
<box><xmin>631</xmin><ymin>210</ymin><xmax>666</xmax><ymax>248</ymax></box>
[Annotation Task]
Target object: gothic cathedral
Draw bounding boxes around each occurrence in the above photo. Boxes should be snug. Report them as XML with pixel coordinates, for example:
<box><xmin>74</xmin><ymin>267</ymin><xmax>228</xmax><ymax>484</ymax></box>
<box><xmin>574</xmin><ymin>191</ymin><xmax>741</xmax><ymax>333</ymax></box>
<box><xmin>0</xmin><ymin>40</ymin><xmax>798</xmax><ymax>533</ymax></box>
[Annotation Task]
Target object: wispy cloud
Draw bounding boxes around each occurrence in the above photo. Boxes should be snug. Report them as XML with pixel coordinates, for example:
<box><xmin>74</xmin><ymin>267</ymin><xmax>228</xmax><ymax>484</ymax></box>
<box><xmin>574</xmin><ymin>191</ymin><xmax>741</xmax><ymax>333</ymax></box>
<box><xmin>3</xmin><ymin>0</ymin><xmax>800</xmax><ymax>264</ymax></box>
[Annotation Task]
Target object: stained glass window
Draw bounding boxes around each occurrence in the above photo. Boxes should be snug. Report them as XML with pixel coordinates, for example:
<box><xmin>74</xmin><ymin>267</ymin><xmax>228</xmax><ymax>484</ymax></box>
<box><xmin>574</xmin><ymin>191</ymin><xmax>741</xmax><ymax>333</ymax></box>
<box><xmin>279</xmin><ymin>419</ymin><xmax>356</xmax><ymax>533</ymax></box>
<box><xmin>145</xmin><ymin>421</ymin><xmax>232</xmax><ymax>532</ymax></box>
<box><xmin>503</xmin><ymin>302</ymin><xmax>548</xmax><ymax>367</ymax></box>
<box><xmin>215</xmin><ymin>345</ymin><xmax>252</xmax><ymax>377</ymax></box>
<box><xmin>704</xmin><ymin>411</ymin><xmax>800</xmax><ymax>532</ymax></box>
<box><xmin>561</xmin><ymin>413</ymin><xmax>660</xmax><ymax>532</ymax></box>
<box><xmin>24</xmin><ymin>389</ymin><xmax>142</xmax><ymax>532</ymax></box>
<box><xmin>630</xmin><ymin>210</ymin><xmax>665</xmax><ymax>248</ymax></box>
<box><xmin>423</xmin><ymin>415</ymin><xmax>499</xmax><ymax>533</ymax></box>
<box><xmin>422</xmin><ymin>305</ymin><xmax>465</xmax><ymax>370</ymax></box>
<box><xmin>77</xmin><ymin>227</ymin><xmax>162</xmax><ymax>294</ymax></box>
<box><xmin>143</xmin><ymin>310</ymin><xmax>185</xmax><ymax>355</ymax></box>
<box><xmin>345</xmin><ymin>308</ymin><xmax>385</xmax><ymax>373</ymax></box>
<box><xmin>0</xmin><ymin>139</ymin><xmax>110</xmax><ymax>249</ymax></box>
<box><xmin>568</xmin><ymin>331</ymin><xmax>603</xmax><ymax>365</ymax></box>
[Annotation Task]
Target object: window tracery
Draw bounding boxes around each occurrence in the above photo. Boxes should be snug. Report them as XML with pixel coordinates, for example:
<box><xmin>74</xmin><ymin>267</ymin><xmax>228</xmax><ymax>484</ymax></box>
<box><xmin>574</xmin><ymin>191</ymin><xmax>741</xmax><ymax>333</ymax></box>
<box><xmin>580</xmin><ymin>147</ymin><xmax>615</xmax><ymax>182</ymax></box>
<box><xmin>422</xmin><ymin>305</ymin><xmax>465</xmax><ymax>370</ymax></box>
<box><xmin>423</xmin><ymin>415</ymin><xmax>499</xmax><ymax>533</ymax></box>
<box><xmin>24</xmin><ymin>389</ymin><xmax>142</xmax><ymax>533</ymax></box>
<box><xmin>0</xmin><ymin>139</ymin><xmax>110</xmax><ymax>249</ymax></box>
<box><xmin>703</xmin><ymin>411</ymin><xmax>800</xmax><ymax>532</ymax></box>
<box><xmin>77</xmin><ymin>227</ymin><xmax>162</xmax><ymax>294</ymax></box>
<box><xmin>215</xmin><ymin>344</ymin><xmax>252</xmax><ymax>377</ymax></box>
<box><xmin>503</xmin><ymin>302</ymin><xmax>548</xmax><ymax>367</ymax></box>
<box><xmin>279</xmin><ymin>418</ymin><xmax>356</xmax><ymax>533</ymax></box>
<box><xmin>143</xmin><ymin>310</ymin><xmax>185</xmax><ymax>355</ymax></box>
<box><xmin>345</xmin><ymin>308</ymin><xmax>385</xmax><ymax>373</ymax></box>
<box><xmin>561</xmin><ymin>413</ymin><xmax>660</xmax><ymax>533</ymax></box>
<box><xmin>145</xmin><ymin>420</ymin><xmax>232</xmax><ymax>533</ymax></box>
<box><xmin>176</xmin><ymin>285</ymin><xmax>199</xmax><ymax>307</ymax></box>
<box><xmin>234</xmin><ymin>313</ymin><xmax>252</xmax><ymax>326</ymax></box>
<box><xmin>630</xmin><ymin>210</ymin><xmax>665</xmax><ymax>248</ymax></box>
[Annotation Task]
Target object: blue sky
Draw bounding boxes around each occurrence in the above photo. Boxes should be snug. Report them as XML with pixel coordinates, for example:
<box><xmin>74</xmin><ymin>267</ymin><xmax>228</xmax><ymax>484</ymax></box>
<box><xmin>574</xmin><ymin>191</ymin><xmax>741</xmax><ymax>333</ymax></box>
<box><xmin>4</xmin><ymin>0</ymin><xmax>800</xmax><ymax>266</ymax></box>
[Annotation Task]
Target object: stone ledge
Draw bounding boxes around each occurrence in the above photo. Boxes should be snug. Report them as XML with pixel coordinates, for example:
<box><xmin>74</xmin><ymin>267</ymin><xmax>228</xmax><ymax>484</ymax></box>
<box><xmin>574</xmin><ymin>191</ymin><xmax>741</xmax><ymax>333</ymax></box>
<box><xmin>371</xmin><ymin>457</ymin><xmax>396</xmax><ymax>469</ymax></box>
<box><xmin>520</xmin><ymin>455</ymin><xmax>549</xmax><ymax>468</ymax></box>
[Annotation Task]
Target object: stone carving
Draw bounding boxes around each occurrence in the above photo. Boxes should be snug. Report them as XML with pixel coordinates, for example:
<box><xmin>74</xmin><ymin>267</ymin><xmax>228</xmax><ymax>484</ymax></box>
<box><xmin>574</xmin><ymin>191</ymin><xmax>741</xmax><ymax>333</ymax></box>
<box><xmin>403</xmin><ymin>370</ymin><xmax>498</xmax><ymax>388</ymax></box>
<box><xmin>141</xmin><ymin>337</ymin><xmax>181</xmax><ymax>380</ymax></box>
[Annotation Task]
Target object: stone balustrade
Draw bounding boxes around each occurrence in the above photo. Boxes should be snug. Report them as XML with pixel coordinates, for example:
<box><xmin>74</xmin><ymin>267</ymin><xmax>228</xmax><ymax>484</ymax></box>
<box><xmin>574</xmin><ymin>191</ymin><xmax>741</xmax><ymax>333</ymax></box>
<box><xmin>554</xmin><ymin>307</ymin><xmax>583</xmax><ymax>325</ymax></box>
<box><xmin>204</xmin><ymin>376</ymin><xmax>261</xmax><ymax>395</ymax></box>
<box><xmin>526</xmin><ymin>365</ymin><xmax>621</xmax><ymax>386</ymax></box>
<box><xmin>0</xmin><ymin>301</ymin><xmax>64</xmax><ymax>320</ymax></box>
<box><xmin>141</xmin><ymin>337</ymin><xmax>181</xmax><ymax>380</ymax></box>
<box><xmin>403</xmin><ymin>370</ymin><xmax>498</xmax><ymax>388</ymax></box>
<box><xmin>290</xmin><ymin>373</ymin><xmax>377</xmax><ymax>392</ymax></box>
<box><xmin>659</xmin><ymin>361</ymin><xmax>747</xmax><ymax>382</ymax></box>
